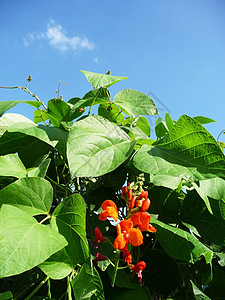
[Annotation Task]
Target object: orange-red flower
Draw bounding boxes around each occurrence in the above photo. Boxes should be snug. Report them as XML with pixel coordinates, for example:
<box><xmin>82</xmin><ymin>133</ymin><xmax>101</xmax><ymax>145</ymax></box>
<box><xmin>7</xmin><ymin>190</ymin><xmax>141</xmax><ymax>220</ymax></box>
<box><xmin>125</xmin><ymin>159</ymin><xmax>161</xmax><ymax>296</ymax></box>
<box><xmin>130</xmin><ymin>212</ymin><xmax>151</xmax><ymax>231</ymax></box>
<box><xmin>99</xmin><ymin>200</ymin><xmax>118</xmax><ymax>222</ymax></box>
<box><xmin>114</xmin><ymin>220</ymin><xmax>143</xmax><ymax>250</ymax></box>
<box><xmin>130</xmin><ymin>212</ymin><xmax>156</xmax><ymax>232</ymax></box>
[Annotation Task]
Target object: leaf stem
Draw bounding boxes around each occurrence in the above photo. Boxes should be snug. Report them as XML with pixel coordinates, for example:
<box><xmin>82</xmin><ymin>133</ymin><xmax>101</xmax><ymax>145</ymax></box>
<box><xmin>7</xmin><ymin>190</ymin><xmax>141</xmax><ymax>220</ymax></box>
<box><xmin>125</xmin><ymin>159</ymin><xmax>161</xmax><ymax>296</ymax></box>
<box><xmin>111</xmin><ymin>249</ymin><xmax>120</xmax><ymax>287</ymax></box>
<box><xmin>46</xmin><ymin>175</ymin><xmax>67</xmax><ymax>191</ymax></box>
<box><xmin>88</xmin><ymin>87</ymin><xmax>102</xmax><ymax>115</ymax></box>
<box><xmin>39</xmin><ymin>215</ymin><xmax>51</xmax><ymax>224</ymax></box>
<box><xmin>24</xmin><ymin>276</ymin><xmax>49</xmax><ymax>300</ymax></box>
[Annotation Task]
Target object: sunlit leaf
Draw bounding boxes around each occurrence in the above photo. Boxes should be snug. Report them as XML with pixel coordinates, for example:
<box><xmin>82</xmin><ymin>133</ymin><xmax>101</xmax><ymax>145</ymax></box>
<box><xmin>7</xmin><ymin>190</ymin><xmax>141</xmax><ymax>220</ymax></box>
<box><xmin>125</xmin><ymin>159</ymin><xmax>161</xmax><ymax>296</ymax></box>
<box><xmin>0</xmin><ymin>205</ymin><xmax>67</xmax><ymax>278</ymax></box>
<box><xmin>81</xmin><ymin>70</ymin><xmax>127</xmax><ymax>89</ymax></box>
<box><xmin>0</xmin><ymin>177</ymin><xmax>52</xmax><ymax>216</ymax></box>
<box><xmin>0</xmin><ymin>100</ymin><xmax>41</xmax><ymax>117</ymax></box>
<box><xmin>0</xmin><ymin>154</ymin><xmax>27</xmax><ymax>178</ymax></box>
<box><xmin>114</xmin><ymin>89</ymin><xmax>158</xmax><ymax>116</ymax></box>
<box><xmin>132</xmin><ymin>115</ymin><xmax>225</xmax><ymax>181</ymax></box>
<box><xmin>67</xmin><ymin>115</ymin><xmax>135</xmax><ymax>177</ymax></box>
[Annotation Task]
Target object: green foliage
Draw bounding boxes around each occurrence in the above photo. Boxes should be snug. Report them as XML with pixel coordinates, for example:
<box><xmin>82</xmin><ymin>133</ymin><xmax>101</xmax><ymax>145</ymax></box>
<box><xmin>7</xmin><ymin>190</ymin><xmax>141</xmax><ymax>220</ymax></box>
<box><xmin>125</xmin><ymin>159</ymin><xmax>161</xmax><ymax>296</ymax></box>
<box><xmin>0</xmin><ymin>70</ymin><xmax>224</xmax><ymax>299</ymax></box>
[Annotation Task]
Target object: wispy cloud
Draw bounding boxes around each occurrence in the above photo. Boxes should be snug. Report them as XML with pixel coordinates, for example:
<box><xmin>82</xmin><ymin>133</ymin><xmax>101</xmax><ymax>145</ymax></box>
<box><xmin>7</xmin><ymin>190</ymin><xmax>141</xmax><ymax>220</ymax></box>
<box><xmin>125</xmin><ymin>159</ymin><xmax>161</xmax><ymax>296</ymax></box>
<box><xmin>23</xmin><ymin>19</ymin><xmax>94</xmax><ymax>52</ymax></box>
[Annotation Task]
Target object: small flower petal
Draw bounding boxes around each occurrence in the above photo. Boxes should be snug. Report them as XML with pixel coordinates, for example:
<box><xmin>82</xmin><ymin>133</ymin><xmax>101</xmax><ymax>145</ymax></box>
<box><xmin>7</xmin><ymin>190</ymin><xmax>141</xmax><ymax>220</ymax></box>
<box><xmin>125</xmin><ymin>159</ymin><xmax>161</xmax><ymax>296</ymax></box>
<box><xmin>114</xmin><ymin>233</ymin><xmax>127</xmax><ymax>249</ymax></box>
<box><xmin>128</xmin><ymin>228</ymin><xmax>143</xmax><ymax>246</ymax></box>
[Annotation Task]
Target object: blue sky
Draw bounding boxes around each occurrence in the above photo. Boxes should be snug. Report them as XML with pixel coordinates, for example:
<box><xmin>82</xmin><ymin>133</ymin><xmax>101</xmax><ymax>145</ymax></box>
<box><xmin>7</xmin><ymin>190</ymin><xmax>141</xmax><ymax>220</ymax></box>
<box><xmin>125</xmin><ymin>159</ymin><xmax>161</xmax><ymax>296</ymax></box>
<box><xmin>1</xmin><ymin>0</ymin><xmax>225</xmax><ymax>140</ymax></box>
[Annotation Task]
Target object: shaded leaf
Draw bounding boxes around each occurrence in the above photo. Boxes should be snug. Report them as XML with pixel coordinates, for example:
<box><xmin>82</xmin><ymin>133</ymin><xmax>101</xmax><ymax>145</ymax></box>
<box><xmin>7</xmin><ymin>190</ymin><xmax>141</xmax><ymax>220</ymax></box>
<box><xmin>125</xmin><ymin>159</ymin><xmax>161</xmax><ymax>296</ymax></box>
<box><xmin>189</xmin><ymin>280</ymin><xmax>211</xmax><ymax>300</ymax></box>
<box><xmin>181</xmin><ymin>190</ymin><xmax>225</xmax><ymax>246</ymax></box>
<box><xmin>71</xmin><ymin>264</ymin><xmax>104</xmax><ymax>300</ymax></box>
<box><xmin>143</xmin><ymin>249</ymin><xmax>185</xmax><ymax>298</ymax></box>
<box><xmin>0</xmin><ymin>291</ymin><xmax>13</xmax><ymax>300</ymax></box>
<box><xmin>51</xmin><ymin>194</ymin><xmax>89</xmax><ymax>267</ymax></box>
<box><xmin>151</xmin><ymin>218</ymin><xmax>213</xmax><ymax>263</ymax></box>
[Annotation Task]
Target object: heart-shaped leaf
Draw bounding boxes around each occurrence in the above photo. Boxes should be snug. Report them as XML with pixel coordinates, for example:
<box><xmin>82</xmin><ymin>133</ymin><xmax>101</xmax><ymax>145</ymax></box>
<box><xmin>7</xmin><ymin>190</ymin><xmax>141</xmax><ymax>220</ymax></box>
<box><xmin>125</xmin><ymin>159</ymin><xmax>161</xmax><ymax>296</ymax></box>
<box><xmin>67</xmin><ymin>115</ymin><xmax>135</xmax><ymax>177</ymax></box>
<box><xmin>0</xmin><ymin>205</ymin><xmax>67</xmax><ymax>278</ymax></box>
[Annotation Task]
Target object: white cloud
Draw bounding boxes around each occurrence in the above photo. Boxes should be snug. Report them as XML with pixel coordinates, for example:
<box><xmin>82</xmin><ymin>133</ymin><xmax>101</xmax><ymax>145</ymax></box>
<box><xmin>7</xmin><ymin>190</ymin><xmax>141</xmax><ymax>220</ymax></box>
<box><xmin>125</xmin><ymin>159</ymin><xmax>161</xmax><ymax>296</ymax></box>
<box><xmin>94</xmin><ymin>57</ymin><xmax>99</xmax><ymax>63</ymax></box>
<box><xmin>23</xmin><ymin>20</ymin><xmax>94</xmax><ymax>52</ymax></box>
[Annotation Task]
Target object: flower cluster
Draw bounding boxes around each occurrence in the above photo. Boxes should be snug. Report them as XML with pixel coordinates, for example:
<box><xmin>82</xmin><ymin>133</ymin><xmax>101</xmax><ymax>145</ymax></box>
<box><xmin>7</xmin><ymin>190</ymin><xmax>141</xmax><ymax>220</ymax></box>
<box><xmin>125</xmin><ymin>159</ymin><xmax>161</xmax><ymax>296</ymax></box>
<box><xmin>93</xmin><ymin>183</ymin><xmax>156</xmax><ymax>284</ymax></box>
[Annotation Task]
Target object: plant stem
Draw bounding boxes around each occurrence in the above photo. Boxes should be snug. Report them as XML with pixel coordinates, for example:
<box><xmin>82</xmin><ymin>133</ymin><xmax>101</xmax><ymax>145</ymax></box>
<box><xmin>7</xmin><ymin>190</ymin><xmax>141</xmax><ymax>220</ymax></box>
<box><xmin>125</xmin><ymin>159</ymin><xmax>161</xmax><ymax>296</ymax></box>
<box><xmin>66</xmin><ymin>276</ymin><xmax>72</xmax><ymax>300</ymax></box>
<box><xmin>111</xmin><ymin>249</ymin><xmax>120</xmax><ymax>287</ymax></box>
<box><xmin>47</xmin><ymin>278</ymin><xmax>52</xmax><ymax>298</ymax></box>
<box><xmin>0</xmin><ymin>85</ymin><xmax>47</xmax><ymax>110</ymax></box>
<box><xmin>24</xmin><ymin>276</ymin><xmax>49</xmax><ymax>300</ymax></box>
<box><xmin>46</xmin><ymin>175</ymin><xmax>67</xmax><ymax>191</ymax></box>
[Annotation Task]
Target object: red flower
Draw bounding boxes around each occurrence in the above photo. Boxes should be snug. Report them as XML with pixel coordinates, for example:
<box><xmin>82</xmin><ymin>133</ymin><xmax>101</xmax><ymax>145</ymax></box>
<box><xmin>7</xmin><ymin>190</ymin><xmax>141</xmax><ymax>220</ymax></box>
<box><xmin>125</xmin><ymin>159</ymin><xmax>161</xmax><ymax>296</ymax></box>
<box><xmin>92</xmin><ymin>227</ymin><xmax>107</xmax><ymax>248</ymax></box>
<box><xmin>130</xmin><ymin>261</ymin><xmax>146</xmax><ymax>284</ymax></box>
<box><xmin>99</xmin><ymin>200</ymin><xmax>118</xmax><ymax>222</ymax></box>
<box><xmin>94</xmin><ymin>252</ymin><xmax>107</xmax><ymax>262</ymax></box>
<box><xmin>122</xmin><ymin>247</ymin><xmax>132</xmax><ymax>265</ymax></box>
<box><xmin>114</xmin><ymin>220</ymin><xmax>143</xmax><ymax>250</ymax></box>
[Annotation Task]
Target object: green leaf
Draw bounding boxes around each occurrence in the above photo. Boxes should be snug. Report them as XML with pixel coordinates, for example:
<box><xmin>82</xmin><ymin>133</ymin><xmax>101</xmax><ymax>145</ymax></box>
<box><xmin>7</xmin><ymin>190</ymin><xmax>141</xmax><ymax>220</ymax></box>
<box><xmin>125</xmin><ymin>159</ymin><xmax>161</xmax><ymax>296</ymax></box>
<box><xmin>0</xmin><ymin>100</ymin><xmax>41</xmax><ymax>116</ymax></box>
<box><xmin>0</xmin><ymin>154</ymin><xmax>27</xmax><ymax>178</ymax></box>
<box><xmin>191</xmin><ymin>181</ymin><xmax>212</xmax><ymax>214</ymax></box>
<box><xmin>143</xmin><ymin>249</ymin><xmax>185</xmax><ymax>297</ymax></box>
<box><xmin>151</xmin><ymin>174</ymin><xmax>181</xmax><ymax>190</ymax></box>
<box><xmin>114</xmin><ymin>89</ymin><xmax>158</xmax><ymax>116</ymax></box>
<box><xmin>27</xmin><ymin>154</ymin><xmax>51</xmax><ymax>177</ymax></box>
<box><xmin>149</xmin><ymin>186</ymin><xmax>181</xmax><ymax>224</ymax></box>
<box><xmin>39</xmin><ymin>125</ymin><xmax>68</xmax><ymax>155</ymax></box>
<box><xmin>81</xmin><ymin>70</ymin><xmax>127</xmax><ymax>89</ymax></box>
<box><xmin>193</xmin><ymin>116</ymin><xmax>216</xmax><ymax>124</ymax></box>
<box><xmin>165</xmin><ymin>113</ymin><xmax>174</xmax><ymax>130</ymax></box>
<box><xmin>33</xmin><ymin>109</ymin><xmax>49</xmax><ymax>124</ymax></box>
<box><xmin>155</xmin><ymin>117</ymin><xmax>168</xmax><ymax>138</ymax></box>
<box><xmin>151</xmin><ymin>218</ymin><xmax>213</xmax><ymax>263</ymax></box>
<box><xmin>0</xmin><ymin>113</ymin><xmax>34</xmax><ymax>135</ymax></box>
<box><xmin>189</xmin><ymin>280</ymin><xmax>211</xmax><ymax>300</ymax></box>
<box><xmin>132</xmin><ymin>115</ymin><xmax>225</xmax><ymax>181</ymax></box>
<box><xmin>0</xmin><ymin>291</ymin><xmax>13</xmax><ymax>300</ymax></box>
<box><xmin>67</xmin><ymin>115</ymin><xmax>135</xmax><ymax>177</ymax></box>
<box><xmin>80</xmin><ymin>88</ymin><xmax>109</xmax><ymax>107</ymax></box>
<box><xmin>47</xmin><ymin>98</ymin><xmax>71</xmax><ymax>127</ymax></box>
<box><xmin>181</xmin><ymin>190</ymin><xmax>225</xmax><ymax>246</ymax></box>
<box><xmin>98</xmin><ymin>102</ymin><xmax>124</xmax><ymax>124</ymax></box>
<box><xmin>107</xmin><ymin>266</ymin><xmax>134</xmax><ymax>289</ymax></box>
<box><xmin>199</xmin><ymin>177</ymin><xmax>225</xmax><ymax>201</ymax></box>
<box><xmin>0</xmin><ymin>205</ymin><xmax>67</xmax><ymax>278</ymax></box>
<box><xmin>39</xmin><ymin>248</ymin><xmax>73</xmax><ymax>279</ymax></box>
<box><xmin>0</xmin><ymin>177</ymin><xmax>52</xmax><ymax>216</ymax></box>
<box><xmin>51</xmin><ymin>194</ymin><xmax>89</xmax><ymax>267</ymax></box>
<box><xmin>71</xmin><ymin>264</ymin><xmax>105</xmax><ymax>300</ymax></box>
